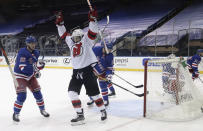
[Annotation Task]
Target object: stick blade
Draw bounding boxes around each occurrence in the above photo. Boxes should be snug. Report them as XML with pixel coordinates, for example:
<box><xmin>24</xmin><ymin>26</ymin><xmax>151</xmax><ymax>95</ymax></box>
<box><xmin>135</xmin><ymin>84</ymin><xmax>144</xmax><ymax>88</ymax></box>
<box><xmin>137</xmin><ymin>93</ymin><xmax>144</xmax><ymax>97</ymax></box>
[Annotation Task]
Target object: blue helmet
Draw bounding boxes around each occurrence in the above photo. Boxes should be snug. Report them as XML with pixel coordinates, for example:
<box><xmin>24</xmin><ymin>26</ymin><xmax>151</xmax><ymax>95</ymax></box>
<box><xmin>101</xmin><ymin>42</ymin><xmax>113</xmax><ymax>50</ymax></box>
<box><xmin>25</xmin><ymin>36</ymin><xmax>37</xmax><ymax>44</ymax></box>
<box><xmin>106</xmin><ymin>43</ymin><xmax>113</xmax><ymax>50</ymax></box>
<box><xmin>197</xmin><ymin>49</ymin><xmax>203</xmax><ymax>54</ymax></box>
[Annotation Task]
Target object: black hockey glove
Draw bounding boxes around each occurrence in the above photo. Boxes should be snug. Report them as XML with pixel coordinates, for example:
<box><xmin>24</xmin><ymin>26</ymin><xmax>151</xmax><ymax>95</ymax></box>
<box><xmin>35</xmin><ymin>71</ymin><xmax>41</xmax><ymax>78</ymax></box>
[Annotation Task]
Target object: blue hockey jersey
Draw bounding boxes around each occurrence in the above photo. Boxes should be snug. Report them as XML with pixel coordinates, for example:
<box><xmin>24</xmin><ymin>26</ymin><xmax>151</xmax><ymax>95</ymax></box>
<box><xmin>14</xmin><ymin>47</ymin><xmax>40</xmax><ymax>80</ymax></box>
<box><xmin>187</xmin><ymin>54</ymin><xmax>201</xmax><ymax>73</ymax></box>
<box><xmin>162</xmin><ymin>63</ymin><xmax>176</xmax><ymax>84</ymax></box>
<box><xmin>93</xmin><ymin>46</ymin><xmax>114</xmax><ymax>76</ymax></box>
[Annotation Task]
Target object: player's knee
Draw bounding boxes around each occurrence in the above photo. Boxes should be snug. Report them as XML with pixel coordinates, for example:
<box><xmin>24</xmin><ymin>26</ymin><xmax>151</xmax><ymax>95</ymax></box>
<box><xmin>17</xmin><ymin>92</ymin><xmax>27</xmax><ymax>102</ymax></box>
<box><xmin>99</xmin><ymin>81</ymin><xmax>107</xmax><ymax>88</ymax></box>
<box><xmin>33</xmin><ymin>90</ymin><xmax>43</xmax><ymax>100</ymax></box>
<box><xmin>91</xmin><ymin>94</ymin><xmax>101</xmax><ymax>100</ymax></box>
<box><xmin>68</xmin><ymin>91</ymin><xmax>79</xmax><ymax>100</ymax></box>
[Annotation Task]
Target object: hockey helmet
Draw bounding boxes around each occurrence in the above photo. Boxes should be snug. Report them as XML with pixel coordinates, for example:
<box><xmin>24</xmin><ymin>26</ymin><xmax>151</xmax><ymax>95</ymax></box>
<box><xmin>71</xmin><ymin>29</ymin><xmax>84</xmax><ymax>43</ymax></box>
<box><xmin>101</xmin><ymin>42</ymin><xmax>113</xmax><ymax>50</ymax></box>
<box><xmin>167</xmin><ymin>54</ymin><xmax>176</xmax><ymax>59</ymax></box>
<box><xmin>197</xmin><ymin>49</ymin><xmax>203</xmax><ymax>54</ymax></box>
<box><xmin>25</xmin><ymin>36</ymin><xmax>37</xmax><ymax>44</ymax></box>
<box><xmin>106</xmin><ymin>43</ymin><xmax>113</xmax><ymax>50</ymax></box>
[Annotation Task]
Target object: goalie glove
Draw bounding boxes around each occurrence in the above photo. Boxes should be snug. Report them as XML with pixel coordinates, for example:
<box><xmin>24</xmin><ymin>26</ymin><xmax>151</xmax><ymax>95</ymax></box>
<box><xmin>35</xmin><ymin>71</ymin><xmax>41</xmax><ymax>78</ymax></box>
<box><xmin>55</xmin><ymin>11</ymin><xmax>64</xmax><ymax>25</ymax></box>
<box><xmin>88</xmin><ymin>7</ymin><xmax>98</xmax><ymax>22</ymax></box>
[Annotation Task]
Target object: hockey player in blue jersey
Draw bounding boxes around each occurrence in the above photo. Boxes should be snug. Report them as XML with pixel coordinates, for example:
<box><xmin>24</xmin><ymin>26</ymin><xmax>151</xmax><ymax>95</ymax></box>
<box><xmin>162</xmin><ymin>54</ymin><xmax>177</xmax><ymax>94</ymax></box>
<box><xmin>187</xmin><ymin>49</ymin><xmax>203</xmax><ymax>80</ymax></box>
<box><xmin>87</xmin><ymin>42</ymin><xmax>115</xmax><ymax>107</ymax></box>
<box><xmin>12</xmin><ymin>36</ymin><xmax>49</xmax><ymax>122</ymax></box>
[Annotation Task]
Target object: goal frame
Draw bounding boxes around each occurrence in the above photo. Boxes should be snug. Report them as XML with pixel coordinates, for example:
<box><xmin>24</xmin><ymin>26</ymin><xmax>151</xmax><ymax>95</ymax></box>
<box><xmin>143</xmin><ymin>58</ymin><xmax>182</xmax><ymax>118</ymax></box>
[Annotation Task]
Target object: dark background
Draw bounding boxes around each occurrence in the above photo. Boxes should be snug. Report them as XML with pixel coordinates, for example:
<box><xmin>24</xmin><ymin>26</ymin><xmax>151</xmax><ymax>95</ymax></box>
<box><xmin>0</xmin><ymin>0</ymin><xmax>192</xmax><ymax>33</ymax></box>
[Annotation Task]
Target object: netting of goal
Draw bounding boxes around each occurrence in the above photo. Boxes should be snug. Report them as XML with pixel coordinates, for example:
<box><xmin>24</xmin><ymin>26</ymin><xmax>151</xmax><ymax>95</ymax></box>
<box><xmin>143</xmin><ymin>57</ymin><xmax>203</xmax><ymax>121</ymax></box>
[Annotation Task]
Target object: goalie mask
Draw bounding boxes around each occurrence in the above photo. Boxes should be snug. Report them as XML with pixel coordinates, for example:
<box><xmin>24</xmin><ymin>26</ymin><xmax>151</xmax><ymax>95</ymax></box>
<box><xmin>167</xmin><ymin>54</ymin><xmax>176</xmax><ymax>59</ymax></box>
<box><xmin>71</xmin><ymin>29</ymin><xmax>84</xmax><ymax>43</ymax></box>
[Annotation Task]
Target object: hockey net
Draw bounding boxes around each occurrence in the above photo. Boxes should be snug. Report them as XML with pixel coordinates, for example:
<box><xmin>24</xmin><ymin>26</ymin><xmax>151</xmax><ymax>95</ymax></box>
<box><xmin>143</xmin><ymin>57</ymin><xmax>203</xmax><ymax>121</ymax></box>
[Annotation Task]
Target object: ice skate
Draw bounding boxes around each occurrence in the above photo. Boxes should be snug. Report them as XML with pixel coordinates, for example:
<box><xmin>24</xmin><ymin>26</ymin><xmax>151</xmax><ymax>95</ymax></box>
<box><xmin>71</xmin><ymin>110</ymin><xmax>85</xmax><ymax>126</ymax></box>
<box><xmin>100</xmin><ymin>109</ymin><xmax>107</xmax><ymax>121</ymax></box>
<box><xmin>108</xmin><ymin>90</ymin><xmax>116</xmax><ymax>97</ymax></box>
<box><xmin>40</xmin><ymin>110</ymin><xmax>50</xmax><ymax>117</ymax></box>
<box><xmin>104</xmin><ymin>100</ymin><xmax>109</xmax><ymax>107</ymax></box>
<box><xmin>13</xmin><ymin>113</ymin><xmax>20</xmax><ymax>122</ymax></box>
<box><xmin>87</xmin><ymin>99</ymin><xmax>94</xmax><ymax>106</ymax></box>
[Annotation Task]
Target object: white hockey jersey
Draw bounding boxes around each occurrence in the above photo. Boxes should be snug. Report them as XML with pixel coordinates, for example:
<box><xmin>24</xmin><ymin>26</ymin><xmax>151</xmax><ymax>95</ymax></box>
<box><xmin>57</xmin><ymin>22</ymin><xmax>98</xmax><ymax>69</ymax></box>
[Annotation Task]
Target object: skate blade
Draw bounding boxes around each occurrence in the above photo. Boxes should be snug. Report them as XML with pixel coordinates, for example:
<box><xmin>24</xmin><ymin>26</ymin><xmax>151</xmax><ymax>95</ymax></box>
<box><xmin>108</xmin><ymin>95</ymin><xmax>116</xmax><ymax>98</ymax></box>
<box><xmin>13</xmin><ymin>121</ymin><xmax>20</xmax><ymax>125</ymax></box>
<box><xmin>71</xmin><ymin>120</ymin><xmax>85</xmax><ymax>126</ymax></box>
<box><xmin>87</xmin><ymin>104</ymin><xmax>94</xmax><ymax>108</ymax></box>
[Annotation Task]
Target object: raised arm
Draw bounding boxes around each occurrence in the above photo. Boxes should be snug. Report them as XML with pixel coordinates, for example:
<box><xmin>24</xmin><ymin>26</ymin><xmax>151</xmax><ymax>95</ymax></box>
<box><xmin>86</xmin><ymin>8</ymin><xmax>98</xmax><ymax>44</ymax></box>
<box><xmin>55</xmin><ymin>11</ymin><xmax>70</xmax><ymax>39</ymax></box>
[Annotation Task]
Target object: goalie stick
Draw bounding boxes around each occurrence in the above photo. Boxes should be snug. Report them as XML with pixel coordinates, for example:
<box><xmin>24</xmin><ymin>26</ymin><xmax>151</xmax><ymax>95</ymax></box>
<box><xmin>114</xmin><ymin>73</ymin><xmax>143</xmax><ymax>88</ymax></box>
<box><xmin>98</xmin><ymin>76</ymin><xmax>144</xmax><ymax>97</ymax></box>
<box><xmin>0</xmin><ymin>41</ymin><xmax>18</xmax><ymax>88</ymax></box>
<box><xmin>87</xmin><ymin>0</ymin><xmax>109</xmax><ymax>54</ymax></box>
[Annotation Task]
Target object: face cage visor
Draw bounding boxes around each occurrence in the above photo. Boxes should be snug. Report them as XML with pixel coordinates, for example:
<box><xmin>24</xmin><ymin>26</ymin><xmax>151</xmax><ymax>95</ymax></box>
<box><xmin>71</xmin><ymin>35</ymin><xmax>83</xmax><ymax>43</ymax></box>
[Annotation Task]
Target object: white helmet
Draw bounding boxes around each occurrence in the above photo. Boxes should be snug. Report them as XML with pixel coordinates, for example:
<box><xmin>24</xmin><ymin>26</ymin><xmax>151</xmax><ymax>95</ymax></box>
<box><xmin>168</xmin><ymin>54</ymin><xmax>176</xmax><ymax>59</ymax></box>
<box><xmin>71</xmin><ymin>29</ymin><xmax>84</xmax><ymax>43</ymax></box>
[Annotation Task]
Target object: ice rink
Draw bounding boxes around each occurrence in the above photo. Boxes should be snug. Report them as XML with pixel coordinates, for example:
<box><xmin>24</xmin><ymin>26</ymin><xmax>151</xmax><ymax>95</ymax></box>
<box><xmin>1</xmin><ymin>67</ymin><xmax>203</xmax><ymax>131</ymax></box>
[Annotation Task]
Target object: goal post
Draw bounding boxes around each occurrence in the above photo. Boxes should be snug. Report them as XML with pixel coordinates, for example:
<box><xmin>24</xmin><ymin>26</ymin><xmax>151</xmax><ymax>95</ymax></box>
<box><xmin>143</xmin><ymin>57</ymin><xmax>203</xmax><ymax>121</ymax></box>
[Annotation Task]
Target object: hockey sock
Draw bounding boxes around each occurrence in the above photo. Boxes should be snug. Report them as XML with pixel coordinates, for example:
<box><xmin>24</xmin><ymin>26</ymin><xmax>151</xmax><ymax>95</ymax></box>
<box><xmin>33</xmin><ymin>91</ymin><xmax>45</xmax><ymax>110</ymax></box>
<box><xmin>71</xmin><ymin>100</ymin><xmax>82</xmax><ymax>113</ymax></box>
<box><xmin>14</xmin><ymin>92</ymin><xmax>26</xmax><ymax>114</ymax></box>
<box><xmin>91</xmin><ymin>95</ymin><xmax>105</xmax><ymax>110</ymax></box>
<box><xmin>69</xmin><ymin>91</ymin><xmax>83</xmax><ymax>113</ymax></box>
<box><xmin>99</xmin><ymin>81</ymin><xmax>108</xmax><ymax>101</ymax></box>
<box><xmin>107</xmin><ymin>83</ymin><xmax>115</xmax><ymax>93</ymax></box>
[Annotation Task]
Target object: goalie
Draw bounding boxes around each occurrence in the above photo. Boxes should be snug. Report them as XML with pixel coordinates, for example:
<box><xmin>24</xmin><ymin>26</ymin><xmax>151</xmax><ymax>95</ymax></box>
<box><xmin>162</xmin><ymin>54</ymin><xmax>178</xmax><ymax>94</ymax></box>
<box><xmin>162</xmin><ymin>54</ymin><xmax>185</xmax><ymax>99</ymax></box>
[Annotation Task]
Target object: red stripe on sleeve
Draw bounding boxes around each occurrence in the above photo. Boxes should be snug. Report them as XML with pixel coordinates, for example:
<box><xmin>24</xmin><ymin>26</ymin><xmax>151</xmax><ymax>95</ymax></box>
<box><xmin>88</xmin><ymin>29</ymin><xmax>97</xmax><ymax>40</ymax></box>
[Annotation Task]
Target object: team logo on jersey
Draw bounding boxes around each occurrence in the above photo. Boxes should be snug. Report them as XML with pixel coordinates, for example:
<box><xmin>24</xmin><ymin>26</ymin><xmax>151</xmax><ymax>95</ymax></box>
<box><xmin>71</xmin><ymin>42</ymin><xmax>83</xmax><ymax>57</ymax></box>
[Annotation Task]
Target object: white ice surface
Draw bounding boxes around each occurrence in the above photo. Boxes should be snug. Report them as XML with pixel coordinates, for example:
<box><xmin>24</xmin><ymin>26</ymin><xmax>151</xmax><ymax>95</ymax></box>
<box><xmin>1</xmin><ymin>67</ymin><xmax>203</xmax><ymax>131</ymax></box>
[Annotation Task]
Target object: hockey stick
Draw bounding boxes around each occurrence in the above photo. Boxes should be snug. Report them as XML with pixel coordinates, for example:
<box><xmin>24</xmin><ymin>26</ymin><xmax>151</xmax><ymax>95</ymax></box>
<box><xmin>114</xmin><ymin>73</ymin><xmax>143</xmax><ymax>88</ymax></box>
<box><xmin>0</xmin><ymin>41</ymin><xmax>18</xmax><ymax>88</ymax></box>
<box><xmin>102</xmin><ymin>15</ymin><xmax>110</xmax><ymax>33</ymax></box>
<box><xmin>87</xmin><ymin>0</ymin><xmax>109</xmax><ymax>54</ymax></box>
<box><xmin>198</xmin><ymin>77</ymin><xmax>203</xmax><ymax>83</ymax></box>
<box><xmin>111</xmin><ymin>81</ymin><xmax>144</xmax><ymax>97</ymax></box>
<box><xmin>98</xmin><ymin>76</ymin><xmax>144</xmax><ymax>97</ymax></box>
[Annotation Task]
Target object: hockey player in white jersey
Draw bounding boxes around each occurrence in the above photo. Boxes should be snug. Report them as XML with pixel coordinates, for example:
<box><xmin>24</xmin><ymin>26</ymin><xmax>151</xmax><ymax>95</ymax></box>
<box><xmin>55</xmin><ymin>8</ymin><xmax>107</xmax><ymax>125</ymax></box>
